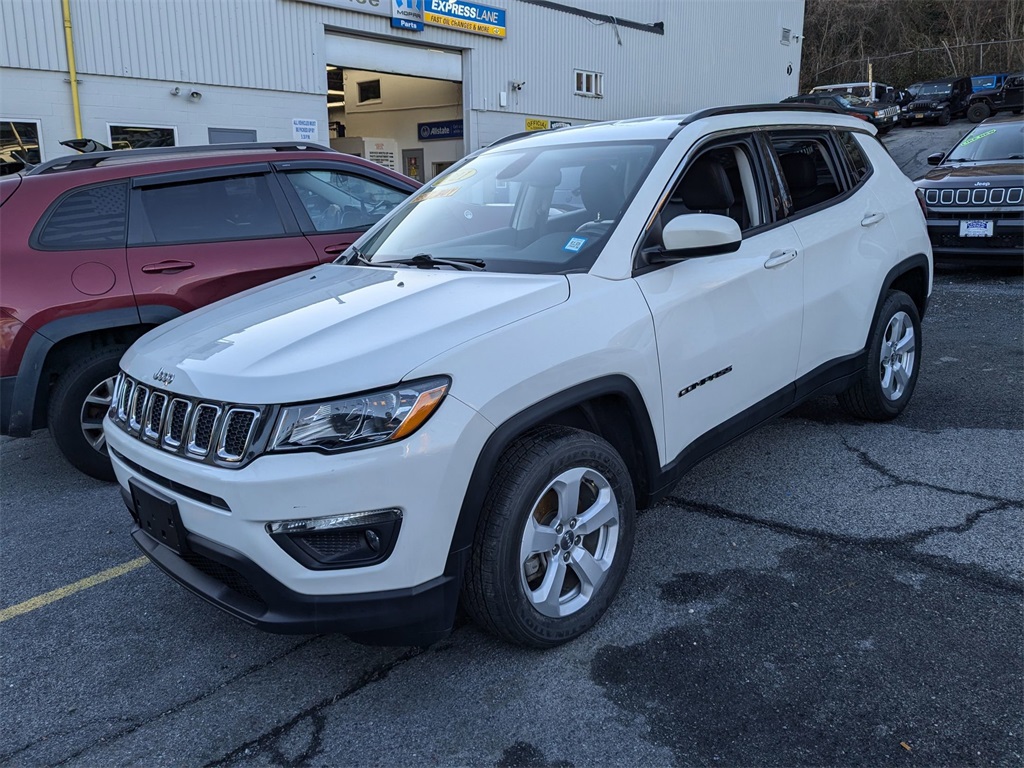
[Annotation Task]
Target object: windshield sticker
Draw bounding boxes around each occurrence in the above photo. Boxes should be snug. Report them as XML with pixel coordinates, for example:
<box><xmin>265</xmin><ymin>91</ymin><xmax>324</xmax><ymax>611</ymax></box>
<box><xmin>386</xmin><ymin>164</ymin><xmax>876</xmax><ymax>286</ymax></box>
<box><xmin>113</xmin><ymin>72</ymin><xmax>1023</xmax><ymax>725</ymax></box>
<box><xmin>563</xmin><ymin>236</ymin><xmax>588</xmax><ymax>253</ymax></box>
<box><xmin>433</xmin><ymin>167</ymin><xmax>476</xmax><ymax>186</ymax></box>
<box><xmin>960</xmin><ymin>129</ymin><xmax>997</xmax><ymax>147</ymax></box>
<box><xmin>414</xmin><ymin>186</ymin><xmax>460</xmax><ymax>202</ymax></box>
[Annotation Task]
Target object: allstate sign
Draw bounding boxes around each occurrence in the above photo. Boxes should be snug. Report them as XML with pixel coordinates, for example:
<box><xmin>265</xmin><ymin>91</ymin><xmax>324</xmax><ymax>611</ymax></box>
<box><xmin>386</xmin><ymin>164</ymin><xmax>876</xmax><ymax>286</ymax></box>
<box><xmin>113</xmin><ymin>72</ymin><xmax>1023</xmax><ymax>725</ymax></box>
<box><xmin>418</xmin><ymin>120</ymin><xmax>464</xmax><ymax>141</ymax></box>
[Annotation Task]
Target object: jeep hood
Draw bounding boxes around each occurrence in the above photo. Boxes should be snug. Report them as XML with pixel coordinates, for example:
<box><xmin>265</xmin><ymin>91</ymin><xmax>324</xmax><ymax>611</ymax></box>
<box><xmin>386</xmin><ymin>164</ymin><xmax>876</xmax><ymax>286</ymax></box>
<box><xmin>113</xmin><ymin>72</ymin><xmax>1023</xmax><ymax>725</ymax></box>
<box><xmin>121</xmin><ymin>264</ymin><xmax>570</xmax><ymax>404</ymax></box>
<box><xmin>917</xmin><ymin>160</ymin><xmax>1024</xmax><ymax>183</ymax></box>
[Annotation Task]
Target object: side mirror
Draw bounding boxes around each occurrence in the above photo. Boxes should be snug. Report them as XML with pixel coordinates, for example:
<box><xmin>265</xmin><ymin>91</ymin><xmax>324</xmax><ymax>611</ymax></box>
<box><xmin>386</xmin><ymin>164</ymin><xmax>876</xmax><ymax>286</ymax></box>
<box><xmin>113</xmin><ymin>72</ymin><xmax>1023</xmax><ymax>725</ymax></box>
<box><xmin>651</xmin><ymin>213</ymin><xmax>742</xmax><ymax>262</ymax></box>
<box><xmin>927</xmin><ymin>152</ymin><xmax>945</xmax><ymax>166</ymax></box>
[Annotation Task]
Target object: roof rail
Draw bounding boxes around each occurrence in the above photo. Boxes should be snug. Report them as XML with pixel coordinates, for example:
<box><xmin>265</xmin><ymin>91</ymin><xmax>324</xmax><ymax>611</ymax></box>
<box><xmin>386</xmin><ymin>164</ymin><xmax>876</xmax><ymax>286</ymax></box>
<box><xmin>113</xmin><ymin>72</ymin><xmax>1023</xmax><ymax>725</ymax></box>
<box><xmin>27</xmin><ymin>141</ymin><xmax>337</xmax><ymax>176</ymax></box>
<box><xmin>487</xmin><ymin>127</ymin><xmax>563</xmax><ymax>148</ymax></box>
<box><xmin>678</xmin><ymin>103</ymin><xmax>846</xmax><ymax>127</ymax></box>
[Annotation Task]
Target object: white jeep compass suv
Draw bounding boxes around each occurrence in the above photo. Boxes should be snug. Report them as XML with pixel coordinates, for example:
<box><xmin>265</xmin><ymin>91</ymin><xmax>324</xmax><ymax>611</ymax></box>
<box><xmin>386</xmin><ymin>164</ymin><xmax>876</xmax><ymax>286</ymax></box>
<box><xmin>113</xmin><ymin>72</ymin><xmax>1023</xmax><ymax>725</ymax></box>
<box><xmin>105</xmin><ymin>105</ymin><xmax>932</xmax><ymax>648</ymax></box>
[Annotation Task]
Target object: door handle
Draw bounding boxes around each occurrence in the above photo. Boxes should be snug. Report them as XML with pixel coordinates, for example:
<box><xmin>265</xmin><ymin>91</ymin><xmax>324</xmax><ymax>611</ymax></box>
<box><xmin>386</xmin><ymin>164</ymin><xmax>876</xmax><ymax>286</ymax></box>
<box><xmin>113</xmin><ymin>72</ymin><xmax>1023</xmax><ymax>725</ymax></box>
<box><xmin>323</xmin><ymin>243</ymin><xmax>348</xmax><ymax>255</ymax></box>
<box><xmin>764</xmin><ymin>249</ymin><xmax>797</xmax><ymax>269</ymax></box>
<box><xmin>861</xmin><ymin>212</ymin><xmax>886</xmax><ymax>227</ymax></box>
<box><xmin>141</xmin><ymin>260</ymin><xmax>195</xmax><ymax>274</ymax></box>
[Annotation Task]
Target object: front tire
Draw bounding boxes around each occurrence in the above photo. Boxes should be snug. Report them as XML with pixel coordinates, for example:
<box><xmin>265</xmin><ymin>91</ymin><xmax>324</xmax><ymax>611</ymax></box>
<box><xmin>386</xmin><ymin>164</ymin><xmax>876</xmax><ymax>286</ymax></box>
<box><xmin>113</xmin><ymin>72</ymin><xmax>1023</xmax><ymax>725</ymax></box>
<box><xmin>937</xmin><ymin>107</ymin><xmax>951</xmax><ymax>126</ymax></box>
<box><xmin>462</xmin><ymin>426</ymin><xmax>636</xmax><ymax>647</ymax></box>
<box><xmin>837</xmin><ymin>291</ymin><xmax>921</xmax><ymax>421</ymax></box>
<box><xmin>48</xmin><ymin>346</ymin><xmax>127</xmax><ymax>481</ymax></box>
<box><xmin>967</xmin><ymin>102</ymin><xmax>991</xmax><ymax>123</ymax></box>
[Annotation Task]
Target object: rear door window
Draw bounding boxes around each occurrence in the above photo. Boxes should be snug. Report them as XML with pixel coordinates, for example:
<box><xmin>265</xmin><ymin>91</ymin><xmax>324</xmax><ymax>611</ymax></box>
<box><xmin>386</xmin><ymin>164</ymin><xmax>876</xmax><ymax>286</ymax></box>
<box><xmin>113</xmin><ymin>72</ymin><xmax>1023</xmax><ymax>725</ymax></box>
<box><xmin>135</xmin><ymin>174</ymin><xmax>287</xmax><ymax>244</ymax></box>
<box><xmin>765</xmin><ymin>132</ymin><xmax>847</xmax><ymax>215</ymax></box>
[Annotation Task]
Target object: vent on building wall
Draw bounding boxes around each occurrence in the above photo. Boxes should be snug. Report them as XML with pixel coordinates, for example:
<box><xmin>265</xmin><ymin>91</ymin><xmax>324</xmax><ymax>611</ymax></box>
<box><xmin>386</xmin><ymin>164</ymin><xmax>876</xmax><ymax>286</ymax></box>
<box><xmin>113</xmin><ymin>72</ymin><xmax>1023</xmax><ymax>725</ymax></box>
<box><xmin>781</xmin><ymin>28</ymin><xmax>792</xmax><ymax>45</ymax></box>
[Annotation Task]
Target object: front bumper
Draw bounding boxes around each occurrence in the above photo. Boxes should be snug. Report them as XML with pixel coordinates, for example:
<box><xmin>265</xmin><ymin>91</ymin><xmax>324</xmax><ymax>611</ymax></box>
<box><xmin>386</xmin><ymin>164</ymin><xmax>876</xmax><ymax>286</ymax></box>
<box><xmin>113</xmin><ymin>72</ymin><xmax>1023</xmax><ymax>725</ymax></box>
<box><xmin>924</xmin><ymin>210</ymin><xmax>1024</xmax><ymax>264</ymax></box>
<box><xmin>869</xmin><ymin>113</ymin><xmax>900</xmax><ymax>129</ymax></box>
<box><xmin>106</xmin><ymin>394</ymin><xmax>493</xmax><ymax>643</ymax></box>
<box><xmin>903</xmin><ymin>108</ymin><xmax>946</xmax><ymax>122</ymax></box>
<box><xmin>127</xmin><ymin>502</ymin><xmax>463</xmax><ymax>644</ymax></box>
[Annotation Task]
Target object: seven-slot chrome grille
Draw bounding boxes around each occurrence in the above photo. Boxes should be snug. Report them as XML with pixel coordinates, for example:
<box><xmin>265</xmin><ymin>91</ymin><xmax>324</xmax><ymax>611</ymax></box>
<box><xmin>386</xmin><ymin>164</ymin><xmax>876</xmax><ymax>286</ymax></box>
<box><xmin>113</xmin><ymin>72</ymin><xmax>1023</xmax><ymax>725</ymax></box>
<box><xmin>109</xmin><ymin>372</ymin><xmax>264</xmax><ymax>467</ymax></box>
<box><xmin>923</xmin><ymin>187</ymin><xmax>1024</xmax><ymax>207</ymax></box>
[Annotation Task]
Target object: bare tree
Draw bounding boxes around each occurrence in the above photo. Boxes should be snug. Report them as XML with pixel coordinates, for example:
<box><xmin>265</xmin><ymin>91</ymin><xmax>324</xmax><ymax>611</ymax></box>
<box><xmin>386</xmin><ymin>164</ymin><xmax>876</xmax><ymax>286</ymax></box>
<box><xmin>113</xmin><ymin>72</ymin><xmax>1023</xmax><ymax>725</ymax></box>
<box><xmin>799</xmin><ymin>0</ymin><xmax>1024</xmax><ymax>91</ymax></box>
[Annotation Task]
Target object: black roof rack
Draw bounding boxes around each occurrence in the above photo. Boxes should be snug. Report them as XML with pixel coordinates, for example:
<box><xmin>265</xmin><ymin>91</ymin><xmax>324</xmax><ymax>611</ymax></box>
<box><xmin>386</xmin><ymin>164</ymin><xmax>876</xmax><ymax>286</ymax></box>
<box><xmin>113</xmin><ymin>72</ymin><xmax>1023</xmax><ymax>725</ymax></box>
<box><xmin>678</xmin><ymin>102</ymin><xmax>846</xmax><ymax>127</ymax></box>
<box><xmin>487</xmin><ymin>126</ymin><xmax>570</xmax><ymax>148</ymax></box>
<box><xmin>27</xmin><ymin>141</ymin><xmax>337</xmax><ymax>176</ymax></box>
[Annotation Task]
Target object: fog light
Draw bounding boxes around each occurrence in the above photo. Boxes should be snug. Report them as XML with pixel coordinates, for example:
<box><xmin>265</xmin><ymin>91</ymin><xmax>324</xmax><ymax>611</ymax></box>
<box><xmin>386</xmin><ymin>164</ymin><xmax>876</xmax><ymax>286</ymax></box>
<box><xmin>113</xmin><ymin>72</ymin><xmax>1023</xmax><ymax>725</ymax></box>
<box><xmin>267</xmin><ymin>508</ymin><xmax>402</xmax><ymax>569</ymax></box>
<box><xmin>365</xmin><ymin>529</ymin><xmax>381</xmax><ymax>552</ymax></box>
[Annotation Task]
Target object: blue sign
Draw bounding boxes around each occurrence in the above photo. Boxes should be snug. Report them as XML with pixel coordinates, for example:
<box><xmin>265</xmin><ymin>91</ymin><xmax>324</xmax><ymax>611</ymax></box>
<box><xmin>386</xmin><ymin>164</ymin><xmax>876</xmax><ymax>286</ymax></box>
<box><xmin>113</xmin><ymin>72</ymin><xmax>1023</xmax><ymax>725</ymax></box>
<box><xmin>392</xmin><ymin>0</ymin><xmax>424</xmax><ymax>30</ymax></box>
<box><xmin>418</xmin><ymin>120</ymin><xmax>464</xmax><ymax>141</ymax></box>
<box><xmin>424</xmin><ymin>0</ymin><xmax>506</xmax><ymax>38</ymax></box>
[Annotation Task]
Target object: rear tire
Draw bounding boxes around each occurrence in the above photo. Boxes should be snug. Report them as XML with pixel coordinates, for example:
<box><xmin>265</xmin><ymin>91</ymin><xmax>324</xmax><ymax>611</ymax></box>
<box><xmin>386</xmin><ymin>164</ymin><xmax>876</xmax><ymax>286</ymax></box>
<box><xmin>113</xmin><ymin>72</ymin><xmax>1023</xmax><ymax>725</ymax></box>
<box><xmin>967</xmin><ymin>102</ymin><xmax>992</xmax><ymax>123</ymax></box>
<box><xmin>837</xmin><ymin>291</ymin><xmax>921</xmax><ymax>421</ymax></box>
<box><xmin>48</xmin><ymin>346</ymin><xmax>127</xmax><ymax>481</ymax></box>
<box><xmin>462</xmin><ymin>426</ymin><xmax>636</xmax><ymax>648</ymax></box>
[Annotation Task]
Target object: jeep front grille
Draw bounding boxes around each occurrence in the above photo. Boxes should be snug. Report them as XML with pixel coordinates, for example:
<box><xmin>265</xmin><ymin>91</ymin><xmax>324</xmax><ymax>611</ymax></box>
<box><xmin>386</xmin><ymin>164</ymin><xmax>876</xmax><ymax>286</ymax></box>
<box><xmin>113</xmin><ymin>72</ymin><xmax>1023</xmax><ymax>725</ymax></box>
<box><xmin>109</xmin><ymin>374</ymin><xmax>265</xmax><ymax>467</ymax></box>
<box><xmin>924</xmin><ymin>187</ymin><xmax>1024</xmax><ymax>207</ymax></box>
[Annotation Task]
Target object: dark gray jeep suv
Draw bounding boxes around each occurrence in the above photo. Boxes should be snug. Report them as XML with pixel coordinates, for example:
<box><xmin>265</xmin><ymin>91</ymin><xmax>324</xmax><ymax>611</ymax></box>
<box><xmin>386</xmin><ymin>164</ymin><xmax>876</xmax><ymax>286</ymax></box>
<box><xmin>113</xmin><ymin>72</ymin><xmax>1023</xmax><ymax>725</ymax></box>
<box><xmin>915</xmin><ymin>115</ymin><xmax>1023</xmax><ymax>264</ymax></box>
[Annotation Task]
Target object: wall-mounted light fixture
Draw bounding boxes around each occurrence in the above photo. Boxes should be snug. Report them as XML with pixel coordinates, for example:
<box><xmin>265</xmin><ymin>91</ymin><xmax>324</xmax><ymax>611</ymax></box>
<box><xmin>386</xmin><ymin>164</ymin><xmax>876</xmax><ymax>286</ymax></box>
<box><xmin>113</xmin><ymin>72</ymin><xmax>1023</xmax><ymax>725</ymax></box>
<box><xmin>189</xmin><ymin>90</ymin><xmax>202</xmax><ymax>101</ymax></box>
<box><xmin>170</xmin><ymin>86</ymin><xmax>181</xmax><ymax>96</ymax></box>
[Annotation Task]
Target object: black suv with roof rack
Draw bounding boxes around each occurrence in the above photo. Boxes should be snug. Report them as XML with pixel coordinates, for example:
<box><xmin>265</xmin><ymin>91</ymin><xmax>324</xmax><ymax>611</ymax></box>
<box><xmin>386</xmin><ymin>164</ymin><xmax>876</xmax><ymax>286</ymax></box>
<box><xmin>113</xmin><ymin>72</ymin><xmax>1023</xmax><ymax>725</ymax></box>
<box><xmin>0</xmin><ymin>141</ymin><xmax>418</xmax><ymax>479</ymax></box>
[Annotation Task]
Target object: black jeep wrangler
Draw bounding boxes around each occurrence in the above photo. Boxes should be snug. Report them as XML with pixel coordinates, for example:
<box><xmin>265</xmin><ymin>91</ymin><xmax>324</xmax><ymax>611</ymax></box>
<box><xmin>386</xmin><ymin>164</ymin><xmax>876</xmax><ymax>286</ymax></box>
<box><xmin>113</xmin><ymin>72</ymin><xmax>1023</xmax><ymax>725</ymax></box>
<box><xmin>967</xmin><ymin>73</ymin><xmax>1024</xmax><ymax>123</ymax></box>
<box><xmin>902</xmin><ymin>76</ymin><xmax>973</xmax><ymax>126</ymax></box>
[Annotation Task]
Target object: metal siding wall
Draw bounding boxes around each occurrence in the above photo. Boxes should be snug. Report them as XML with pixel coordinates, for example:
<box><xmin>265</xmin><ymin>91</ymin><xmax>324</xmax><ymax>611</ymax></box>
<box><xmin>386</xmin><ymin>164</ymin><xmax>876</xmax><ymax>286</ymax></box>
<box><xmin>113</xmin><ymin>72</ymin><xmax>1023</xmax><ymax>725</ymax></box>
<box><xmin>2</xmin><ymin>0</ymin><xmax>805</xmax><ymax>109</ymax></box>
<box><xmin>1</xmin><ymin>0</ymin><xmax>65</xmax><ymax>70</ymax></box>
<box><xmin>2</xmin><ymin>0</ymin><xmax>326</xmax><ymax>94</ymax></box>
<box><xmin>466</xmin><ymin>0</ymin><xmax>805</xmax><ymax>121</ymax></box>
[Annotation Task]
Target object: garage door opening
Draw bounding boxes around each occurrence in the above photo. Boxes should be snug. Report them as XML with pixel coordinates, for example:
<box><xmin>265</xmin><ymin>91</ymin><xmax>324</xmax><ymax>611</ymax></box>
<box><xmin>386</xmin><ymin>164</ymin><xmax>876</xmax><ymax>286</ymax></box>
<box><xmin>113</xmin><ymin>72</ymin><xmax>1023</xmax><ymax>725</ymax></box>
<box><xmin>326</xmin><ymin>66</ymin><xmax>463</xmax><ymax>183</ymax></box>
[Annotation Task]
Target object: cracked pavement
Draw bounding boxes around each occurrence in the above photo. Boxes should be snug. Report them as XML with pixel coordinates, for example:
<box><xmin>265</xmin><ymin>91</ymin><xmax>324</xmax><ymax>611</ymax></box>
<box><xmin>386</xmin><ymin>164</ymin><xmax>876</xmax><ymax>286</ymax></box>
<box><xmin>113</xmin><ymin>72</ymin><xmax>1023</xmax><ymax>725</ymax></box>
<box><xmin>1</xmin><ymin>264</ymin><xmax>1021</xmax><ymax>765</ymax></box>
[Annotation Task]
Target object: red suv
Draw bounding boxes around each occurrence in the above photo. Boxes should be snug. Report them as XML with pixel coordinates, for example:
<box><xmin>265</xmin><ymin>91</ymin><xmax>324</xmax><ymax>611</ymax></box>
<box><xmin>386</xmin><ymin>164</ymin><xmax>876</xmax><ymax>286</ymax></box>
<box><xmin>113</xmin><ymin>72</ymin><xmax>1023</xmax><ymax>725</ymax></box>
<box><xmin>0</xmin><ymin>142</ymin><xmax>419</xmax><ymax>479</ymax></box>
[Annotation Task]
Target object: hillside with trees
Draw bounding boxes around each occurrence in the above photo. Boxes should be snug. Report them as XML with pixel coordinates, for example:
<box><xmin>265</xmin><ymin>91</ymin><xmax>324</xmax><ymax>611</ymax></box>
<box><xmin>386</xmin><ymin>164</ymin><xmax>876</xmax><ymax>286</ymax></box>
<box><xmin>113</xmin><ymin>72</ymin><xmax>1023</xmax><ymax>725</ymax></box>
<box><xmin>800</xmin><ymin>0</ymin><xmax>1024</xmax><ymax>91</ymax></box>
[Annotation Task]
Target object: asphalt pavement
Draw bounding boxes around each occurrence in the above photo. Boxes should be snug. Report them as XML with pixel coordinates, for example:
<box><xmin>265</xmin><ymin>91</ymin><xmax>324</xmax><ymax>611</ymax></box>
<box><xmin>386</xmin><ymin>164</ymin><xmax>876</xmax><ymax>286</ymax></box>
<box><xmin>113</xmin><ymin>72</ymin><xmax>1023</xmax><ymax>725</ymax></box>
<box><xmin>1</xmin><ymin>123</ymin><xmax>1021</xmax><ymax>767</ymax></box>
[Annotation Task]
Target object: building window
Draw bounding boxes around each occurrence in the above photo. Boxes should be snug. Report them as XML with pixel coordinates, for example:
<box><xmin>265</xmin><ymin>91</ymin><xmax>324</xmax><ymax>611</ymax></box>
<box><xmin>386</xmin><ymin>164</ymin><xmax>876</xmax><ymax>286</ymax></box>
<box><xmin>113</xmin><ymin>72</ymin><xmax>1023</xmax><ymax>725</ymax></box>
<box><xmin>109</xmin><ymin>125</ymin><xmax>176</xmax><ymax>150</ymax></box>
<box><xmin>1</xmin><ymin>119</ymin><xmax>41</xmax><ymax>174</ymax></box>
<box><xmin>574</xmin><ymin>70</ymin><xmax>603</xmax><ymax>98</ymax></box>
<box><xmin>357</xmin><ymin>80</ymin><xmax>382</xmax><ymax>104</ymax></box>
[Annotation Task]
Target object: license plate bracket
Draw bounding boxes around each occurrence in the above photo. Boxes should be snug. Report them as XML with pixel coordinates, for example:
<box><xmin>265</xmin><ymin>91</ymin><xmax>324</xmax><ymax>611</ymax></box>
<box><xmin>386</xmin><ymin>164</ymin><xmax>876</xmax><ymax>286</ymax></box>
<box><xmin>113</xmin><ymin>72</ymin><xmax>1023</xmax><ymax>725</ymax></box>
<box><xmin>131</xmin><ymin>480</ymin><xmax>188</xmax><ymax>554</ymax></box>
<box><xmin>960</xmin><ymin>219</ymin><xmax>994</xmax><ymax>238</ymax></box>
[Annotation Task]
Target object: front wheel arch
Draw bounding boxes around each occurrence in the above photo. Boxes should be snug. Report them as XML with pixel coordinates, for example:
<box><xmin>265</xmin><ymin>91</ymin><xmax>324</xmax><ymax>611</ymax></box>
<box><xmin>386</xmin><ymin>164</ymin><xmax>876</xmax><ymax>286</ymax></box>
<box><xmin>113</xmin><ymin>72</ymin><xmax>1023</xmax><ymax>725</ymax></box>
<box><xmin>445</xmin><ymin>376</ymin><xmax>659</xmax><ymax>579</ymax></box>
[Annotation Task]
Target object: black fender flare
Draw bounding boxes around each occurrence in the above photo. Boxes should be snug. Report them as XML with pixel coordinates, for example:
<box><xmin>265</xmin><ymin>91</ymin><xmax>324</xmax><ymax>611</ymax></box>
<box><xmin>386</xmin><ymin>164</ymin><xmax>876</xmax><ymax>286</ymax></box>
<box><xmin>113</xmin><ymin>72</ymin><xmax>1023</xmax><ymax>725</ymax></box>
<box><xmin>442</xmin><ymin>374</ymin><xmax>661</xmax><ymax>579</ymax></box>
<box><xmin>6</xmin><ymin>305</ymin><xmax>181</xmax><ymax>436</ymax></box>
<box><xmin>865</xmin><ymin>253</ymin><xmax>931</xmax><ymax>348</ymax></box>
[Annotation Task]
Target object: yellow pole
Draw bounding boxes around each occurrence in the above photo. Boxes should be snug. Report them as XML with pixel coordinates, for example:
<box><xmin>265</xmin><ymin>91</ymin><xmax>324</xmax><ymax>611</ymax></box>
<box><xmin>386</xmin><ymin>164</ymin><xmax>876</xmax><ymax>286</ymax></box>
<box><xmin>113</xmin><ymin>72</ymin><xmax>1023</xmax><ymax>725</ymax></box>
<box><xmin>61</xmin><ymin>0</ymin><xmax>83</xmax><ymax>138</ymax></box>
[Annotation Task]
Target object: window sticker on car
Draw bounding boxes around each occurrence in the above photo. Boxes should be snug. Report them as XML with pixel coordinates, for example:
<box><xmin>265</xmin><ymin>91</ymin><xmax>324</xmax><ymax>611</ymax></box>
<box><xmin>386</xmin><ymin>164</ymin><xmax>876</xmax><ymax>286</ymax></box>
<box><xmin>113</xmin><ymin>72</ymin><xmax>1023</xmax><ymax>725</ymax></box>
<box><xmin>960</xmin><ymin>129</ymin><xmax>997</xmax><ymax>147</ymax></box>
<box><xmin>414</xmin><ymin>186</ymin><xmax>460</xmax><ymax>202</ymax></box>
<box><xmin>563</xmin><ymin>236</ymin><xmax>587</xmax><ymax>252</ymax></box>
<box><xmin>433</xmin><ymin>167</ymin><xmax>476</xmax><ymax>186</ymax></box>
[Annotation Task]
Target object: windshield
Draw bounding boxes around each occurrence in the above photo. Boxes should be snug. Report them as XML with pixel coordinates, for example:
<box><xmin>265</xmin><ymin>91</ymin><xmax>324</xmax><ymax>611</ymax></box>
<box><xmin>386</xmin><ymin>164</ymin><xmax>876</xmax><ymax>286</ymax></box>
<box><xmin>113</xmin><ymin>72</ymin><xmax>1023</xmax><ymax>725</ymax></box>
<box><xmin>947</xmin><ymin>122</ymin><xmax>1024</xmax><ymax>162</ymax></box>
<box><xmin>354</xmin><ymin>140</ymin><xmax>665</xmax><ymax>274</ymax></box>
<box><xmin>835</xmin><ymin>94</ymin><xmax>868</xmax><ymax>107</ymax></box>
<box><xmin>919</xmin><ymin>82</ymin><xmax>953</xmax><ymax>96</ymax></box>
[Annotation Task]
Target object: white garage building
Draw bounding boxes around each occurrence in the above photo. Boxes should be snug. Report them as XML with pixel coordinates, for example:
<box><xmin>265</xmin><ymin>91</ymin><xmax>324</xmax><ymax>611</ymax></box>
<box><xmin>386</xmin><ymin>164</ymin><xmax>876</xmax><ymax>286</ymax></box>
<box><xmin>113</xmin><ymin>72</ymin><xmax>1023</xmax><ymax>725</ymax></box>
<box><xmin>1</xmin><ymin>0</ymin><xmax>805</xmax><ymax>182</ymax></box>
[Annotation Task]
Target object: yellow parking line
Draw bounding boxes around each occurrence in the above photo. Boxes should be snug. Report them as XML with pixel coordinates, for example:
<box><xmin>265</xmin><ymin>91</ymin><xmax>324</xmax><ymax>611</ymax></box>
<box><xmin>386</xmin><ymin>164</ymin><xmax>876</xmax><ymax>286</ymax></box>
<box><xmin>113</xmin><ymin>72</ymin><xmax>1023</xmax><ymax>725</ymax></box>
<box><xmin>0</xmin><ymin>556</ymin><xmax>149</xmax><ymax>623</ymax></box>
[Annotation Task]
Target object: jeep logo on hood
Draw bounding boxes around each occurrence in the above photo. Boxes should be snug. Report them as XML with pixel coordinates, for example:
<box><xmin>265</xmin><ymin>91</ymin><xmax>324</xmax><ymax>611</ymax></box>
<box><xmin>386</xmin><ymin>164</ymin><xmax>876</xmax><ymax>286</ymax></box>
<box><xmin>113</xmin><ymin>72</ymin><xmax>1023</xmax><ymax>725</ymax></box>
<box><xmin>152</xmin><ymin>369</ymin><xmax>175</xmax><ymax>385</ymax></box>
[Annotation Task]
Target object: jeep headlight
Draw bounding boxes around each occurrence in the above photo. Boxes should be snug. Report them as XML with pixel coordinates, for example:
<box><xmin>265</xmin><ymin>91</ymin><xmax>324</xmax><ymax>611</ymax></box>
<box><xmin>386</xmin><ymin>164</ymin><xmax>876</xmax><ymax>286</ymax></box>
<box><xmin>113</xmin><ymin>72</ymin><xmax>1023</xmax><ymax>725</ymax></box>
<box><xmin>269</xmin><ymin>377</ymin><xmax>450</xmax><ymax>453</ymax></box>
